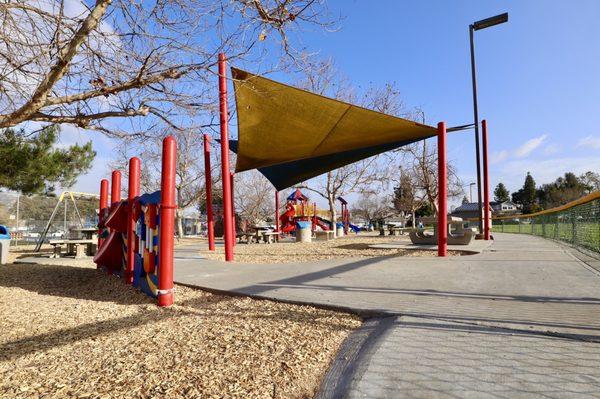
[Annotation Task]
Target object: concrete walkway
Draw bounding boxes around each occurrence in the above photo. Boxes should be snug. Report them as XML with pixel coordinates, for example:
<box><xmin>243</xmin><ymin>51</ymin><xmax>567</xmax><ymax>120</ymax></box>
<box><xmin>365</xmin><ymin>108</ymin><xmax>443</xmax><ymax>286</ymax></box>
<box><xmin>175</xmin><ymin>233</ymin><xmax>600</xmax><ymax>398</ymax></box>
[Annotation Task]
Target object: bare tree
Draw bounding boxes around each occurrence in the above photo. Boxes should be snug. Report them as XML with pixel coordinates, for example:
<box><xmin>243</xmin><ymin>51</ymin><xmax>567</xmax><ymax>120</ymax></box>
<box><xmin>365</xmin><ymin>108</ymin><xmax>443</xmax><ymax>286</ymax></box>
<box><xmin>233</xmin><ymin>170</ymin><xmax>275</xmax><ymax>227</ymax></box>
<box><xmin>297</xmin><ymin>59</ymin><xmax>413</xmax><ymax>235</ymax></box>
<box><xmin>0</xmin><ymin>1</ymin><xmax>334</xmax><ymax>135</ymax></box>
<box><xmin>393</xmin><ymin>140</ymin><xmax>464</xmax><ymax>218</ymax></box>
<box><xmin>351</xmin><ymin>192</ymin><xmax>396</xmax><ymax>226</ymax></box>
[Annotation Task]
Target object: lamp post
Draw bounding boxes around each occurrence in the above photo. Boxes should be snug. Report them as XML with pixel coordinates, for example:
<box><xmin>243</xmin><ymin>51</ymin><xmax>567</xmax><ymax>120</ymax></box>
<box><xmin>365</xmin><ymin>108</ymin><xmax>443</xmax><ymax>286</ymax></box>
<box><xmin>469</xmin><ymin>12</ymin><xmax>508</xmax><ymax>234</ymax></box>
<box><xmin>469</xmin><ymin>182</ymin><xmax>476</xmax><ymax>202</ymax></box>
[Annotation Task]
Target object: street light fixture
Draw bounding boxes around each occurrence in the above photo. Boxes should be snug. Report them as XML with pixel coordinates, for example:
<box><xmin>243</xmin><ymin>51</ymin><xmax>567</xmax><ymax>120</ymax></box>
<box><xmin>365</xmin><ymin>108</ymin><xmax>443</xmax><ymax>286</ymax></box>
<box><xmin>469</xmin><ymin>12</ymin><xmax>508</xmax><ymax>234</ymax></box>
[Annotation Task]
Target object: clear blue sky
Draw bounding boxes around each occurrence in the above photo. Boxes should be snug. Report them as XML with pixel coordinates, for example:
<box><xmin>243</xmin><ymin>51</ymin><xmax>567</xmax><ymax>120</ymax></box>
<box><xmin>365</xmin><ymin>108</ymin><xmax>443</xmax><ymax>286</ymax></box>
<box><xmin>70</xmin><ymin>0</ymin><xmax>600</xmax><ymax>199</ymax></box>
<box><xmin>294</xmin><ymin>0</ymin><xmax>600</xmax><ymax>196</ymax></box>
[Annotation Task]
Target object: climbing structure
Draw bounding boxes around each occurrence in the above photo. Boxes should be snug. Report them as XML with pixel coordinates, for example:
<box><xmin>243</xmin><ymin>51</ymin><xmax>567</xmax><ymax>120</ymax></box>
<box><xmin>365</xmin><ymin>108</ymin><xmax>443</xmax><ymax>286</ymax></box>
<box><xmin>94</xmin><ymin>136</ymin><xmax>177</xmax><ymax>307</ymax></box>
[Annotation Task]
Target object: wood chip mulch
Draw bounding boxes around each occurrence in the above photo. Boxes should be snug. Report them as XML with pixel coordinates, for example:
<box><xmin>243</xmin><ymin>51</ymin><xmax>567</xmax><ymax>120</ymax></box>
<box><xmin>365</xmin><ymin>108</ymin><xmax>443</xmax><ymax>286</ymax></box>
<box><xmin>0</xmin><ymin>262</ymin><xmax>361</xmax><ymax>398</ymax></box>
<box><xmin>202</xmin><ymin>234</ymin><xmax>463</xmax><ymax>264</ymax></box>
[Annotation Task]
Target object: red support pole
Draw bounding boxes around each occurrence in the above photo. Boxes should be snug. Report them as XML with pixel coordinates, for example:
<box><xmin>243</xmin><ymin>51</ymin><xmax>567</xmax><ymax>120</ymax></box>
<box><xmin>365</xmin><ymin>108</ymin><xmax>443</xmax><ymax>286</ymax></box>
<box><xmin>218</xmin><ymin>53</ymin><xmax>234</xmax><ymax>261</ymax></box>
<box><xmin>158</xmin><ymin>136</ymin><xmax>177</xmax><ymax>307</ymax></box>
<box><xmin>125</xmin><ymin>157</ymin><xmax>141</xmax><ymax>285</ymax></box>
<box><xmin>111</xmin><ymin>170</ymin><xmax>121</xmax><ymax>205</ymax></box>
<box><xmin>437</xmin><ymin>122</ymin><xmax>448</xmax><ymax>257</ymax></box>
<box><xmin>482</xmin><ymin>119</ymin><xmax>491</xmax><ymax>240</ymax></box>
<box><xmin>275</xmin><ymin>190</ymin><xmax>280</xmax><ymax>240</ymax></box>
<box><xmin>313</xmin><ymin>203</ymin><xmax>317</xmax><ymax>231</ymax></box>
<box><xmin>98</xmin><ymin>179</ymin><xmax>109</xmax><ymax>258</ymax></box>
<box><xmin>203</xmin><ymin>134</ymin><xmax>215</xmax><ymax>251</ymax></box>
<box><xmin>230</xmin><ymin>172</ymin><xmax>236</xmax><ymax>247</ymax></box>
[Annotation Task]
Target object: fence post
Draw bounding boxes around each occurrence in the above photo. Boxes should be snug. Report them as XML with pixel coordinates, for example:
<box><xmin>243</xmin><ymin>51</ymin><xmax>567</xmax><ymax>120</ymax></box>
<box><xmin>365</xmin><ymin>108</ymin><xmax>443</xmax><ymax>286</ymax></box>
<box><xmin>437</xmin><ymin>122</ymin><xmax>447</xmax><ymax>257</ymax></box>
<box><xmin>125</xmin><ymin>157</ymin><xmax>141</xmax><ymax>285</ymax></box>
<box><xmin>572</xmin><ymin>209</ymin><xmax>577</xmax><ymax>246</ymax></box>
<box><xmin>542</xmin><ymin>217</ymin><xmax>546</xmax><ymax>238</ymax></box>
<box><xmin>158</xmin><ymin>136</ymin><xmax>177</xmax><ymax>307</ymax></box>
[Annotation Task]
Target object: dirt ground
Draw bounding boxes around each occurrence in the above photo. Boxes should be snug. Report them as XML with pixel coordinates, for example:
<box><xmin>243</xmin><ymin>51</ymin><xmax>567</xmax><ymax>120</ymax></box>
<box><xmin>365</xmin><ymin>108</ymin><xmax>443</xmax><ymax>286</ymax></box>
<box><xmin>0</xmin><ymin>260</ymin><xmax>360</xmax><ymax>398</ymax></box>
<box><xmin>200</xmin><ymin>232</ymin><xmax>463</xmax><ymax>263</ymax></box>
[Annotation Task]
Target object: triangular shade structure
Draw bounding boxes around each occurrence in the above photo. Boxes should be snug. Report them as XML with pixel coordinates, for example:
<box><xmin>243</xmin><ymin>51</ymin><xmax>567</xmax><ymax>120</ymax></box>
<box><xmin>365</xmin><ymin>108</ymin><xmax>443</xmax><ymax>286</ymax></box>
<box><xmin>231</xmin><ymin>67</ymin><xmax>437</xmax><ymax>189</ymax></box>
<box><xmin>229</xmin><ymin>138</ymin><xmax>422</xmax><ymax>191</ymax></box>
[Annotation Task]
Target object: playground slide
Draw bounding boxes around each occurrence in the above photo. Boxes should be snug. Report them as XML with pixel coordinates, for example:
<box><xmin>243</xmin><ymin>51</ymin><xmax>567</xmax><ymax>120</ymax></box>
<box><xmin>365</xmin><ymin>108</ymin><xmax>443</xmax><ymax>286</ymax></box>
<box><xmin>315</xmin><ymin>217</ymin><xmax>331</xmax><ymax>231</ymax></box>
<box><xmin>280</xmin><ymin>205</ymin><xmax>297</xmax><ymax>233</ymax></box>
<box><xmin>348</xmin><ymin>223</ymin><xmax>361</xmax><ymax>233</ymax></box>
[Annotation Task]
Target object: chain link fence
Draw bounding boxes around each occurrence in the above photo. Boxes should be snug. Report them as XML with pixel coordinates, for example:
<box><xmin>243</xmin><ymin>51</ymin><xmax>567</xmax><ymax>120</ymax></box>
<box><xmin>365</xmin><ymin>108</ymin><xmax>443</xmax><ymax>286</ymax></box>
<box><xmin>492</xmin><ymin>193</ymin><xmax>600</xmax><ymax>254</ymax></box>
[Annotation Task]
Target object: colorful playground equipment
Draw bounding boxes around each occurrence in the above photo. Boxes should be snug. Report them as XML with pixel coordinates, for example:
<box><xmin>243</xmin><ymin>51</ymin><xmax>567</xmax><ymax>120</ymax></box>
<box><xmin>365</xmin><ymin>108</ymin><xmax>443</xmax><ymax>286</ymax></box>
<box><xmin>279</xmin><ymin>189</ymin><xmax>331</xmax><ymax>233</ymax></box>
<box><xmin>204</xmin><ymin>53</ymin><xmax>492</xmax><ymax>261</ymax></box>
<box><xmin>94</xmin><ymin>136</ymin><xmax>177</xmax><ymax>307</ymax></box>
<box><xmin>276</xmin><ymin>189</ymin><xmax>360</xmax><ymax>236</ymax></box>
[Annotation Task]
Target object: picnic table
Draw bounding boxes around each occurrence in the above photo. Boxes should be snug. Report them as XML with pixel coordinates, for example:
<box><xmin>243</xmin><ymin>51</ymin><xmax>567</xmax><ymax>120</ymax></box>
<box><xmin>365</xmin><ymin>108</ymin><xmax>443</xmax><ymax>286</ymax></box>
<box><xmin>70</xmin><ymin>227</ymin><xmax>98</xmax><ymax>240</ymax></box>
<box><xmin>237</xmin><ymin>227</ymin><xmax>280</xmax><ymax>244</ymax></box>
<box><xmin>409</xmin><ymin>216</ymin><xmax>475</xmax><ymax>245</ymax></box>
<box><xmin>49</xmin><ymin>239</ymin><xmax>96</xmax><ymax>258</ymax></box>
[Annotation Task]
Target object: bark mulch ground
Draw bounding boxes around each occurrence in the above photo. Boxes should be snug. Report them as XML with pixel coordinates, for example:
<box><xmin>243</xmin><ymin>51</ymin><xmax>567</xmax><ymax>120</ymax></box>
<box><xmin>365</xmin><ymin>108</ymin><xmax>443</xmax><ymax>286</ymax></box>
<box><xmin>0</xmin><ymin>261</ymin><xmax>360</xmax><ymax>398</ymax></box>
<box><xmin>201</xmin><ymin>233</ymin><xmax>463</xmax><ymax>264</ymax></box>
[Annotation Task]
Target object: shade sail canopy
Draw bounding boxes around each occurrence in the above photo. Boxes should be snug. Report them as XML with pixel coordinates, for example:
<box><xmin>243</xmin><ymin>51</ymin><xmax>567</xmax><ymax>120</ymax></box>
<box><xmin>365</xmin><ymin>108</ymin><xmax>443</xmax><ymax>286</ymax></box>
<box><xmin>231</xmin><ymin>67</ymin><xmax>437</xmax><ymax>189</ymax></box>
<box><xmin>229</xmin><ymin>138</ymin><xmax>423</xmax><ymax>190</ymax></box>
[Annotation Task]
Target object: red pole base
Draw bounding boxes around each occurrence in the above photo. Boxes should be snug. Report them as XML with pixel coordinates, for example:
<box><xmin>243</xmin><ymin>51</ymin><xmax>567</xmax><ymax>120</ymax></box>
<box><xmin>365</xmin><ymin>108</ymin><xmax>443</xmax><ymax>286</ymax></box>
<box><xmin>157</xmin><ymin>292</ymin><xmax>174</xmax><ymax>307</ymax></box>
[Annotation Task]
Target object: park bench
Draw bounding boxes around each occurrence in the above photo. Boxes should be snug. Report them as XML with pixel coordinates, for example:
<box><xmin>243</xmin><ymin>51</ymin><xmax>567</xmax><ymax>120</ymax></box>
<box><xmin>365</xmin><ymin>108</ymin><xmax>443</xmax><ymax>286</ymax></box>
<box><xmin>314</xmin><ymin>230</ymin><xmax>334</xmax><ymax>241</ymax></box>
<box><xmin>49</xmin><ymin>239</ymin><xmax>96</xmax><ymax>259</ymax></box>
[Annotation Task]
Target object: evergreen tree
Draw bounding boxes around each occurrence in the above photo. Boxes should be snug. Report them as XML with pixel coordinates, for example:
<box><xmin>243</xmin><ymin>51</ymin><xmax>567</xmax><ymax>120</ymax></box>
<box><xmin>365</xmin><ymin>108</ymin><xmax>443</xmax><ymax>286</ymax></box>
<box><xmin>521</xmin><ymin>172</ymin><xmax>537</xmax><ymax>213</ymax></box>
<box><xmin>493</xmin><ymin>182</ymin><xmax>510</xmax><ymax>202</ymax></box>
<box><xmin>0</xmin><ymin>125</ymin><xmax>95</xmax><ymax>194</ymax></box>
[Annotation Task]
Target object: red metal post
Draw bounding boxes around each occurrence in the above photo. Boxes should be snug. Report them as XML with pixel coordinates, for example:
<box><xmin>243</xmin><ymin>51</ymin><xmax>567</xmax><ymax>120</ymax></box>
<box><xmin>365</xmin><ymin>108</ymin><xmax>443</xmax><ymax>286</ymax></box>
<box><xmin>218</xmin><ymin>53</ymin><xmax>234</xmax><ymax>261</ymax></box>
<box><xmin>437</xmin><ymin>122</ymin><xmax>447</xmax><ymax>257</ymax></box>
<box><xmin>158</xmin><ymin>136</ymin><xmax>177</xmax><ymax>307</ymax></box>
<box><xmin>125</xmin><ymin>157</ymin><xmax>141</xmax><ymax>285</ymax></box>
<box><xmin>111</xmin><ymin>170</ymin><xmax>121</xmax><ymax>205</ymax></box>
<box><xmin>482</xmin><ymin>119</ymin><xmax>491</xmax><ymax>240</ymax></box>
<box><xmin>203</xmin><ymin>134</ymin><xmax>215</xmax><ymax>251</ymax></box>
<box><xmin>313</xmin><ymin>203</ymin><xmax>317</xmax><ymax>231</ymax></box>
<box><xmin>275</xmin><ymin>191</ymin><xmax>280</xmax><ymax>240</ymax></box>
<box><xmin>230</xmin><ymin>172</ymin><xmax>236</xmax><ymax>247</ymax></box>
<box><xmin>98</xmin><ymin>179</ymin><xmax>109</xmax><ymax>258</ymax></box>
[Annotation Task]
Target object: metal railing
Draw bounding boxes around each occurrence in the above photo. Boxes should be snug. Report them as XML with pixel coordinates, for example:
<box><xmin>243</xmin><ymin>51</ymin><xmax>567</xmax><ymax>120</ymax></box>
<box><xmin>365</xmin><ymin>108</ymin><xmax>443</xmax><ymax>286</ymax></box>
<box><xmin>492</xmin><ymin>191</ymin><xmax>600</xmax><ymax>254</ymax></box>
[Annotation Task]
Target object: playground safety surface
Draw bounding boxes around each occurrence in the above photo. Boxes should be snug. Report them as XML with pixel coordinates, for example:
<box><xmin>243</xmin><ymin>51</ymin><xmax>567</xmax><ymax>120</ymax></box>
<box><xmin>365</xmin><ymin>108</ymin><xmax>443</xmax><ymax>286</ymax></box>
<box><xmin>0</xmin><ymin>260</ymin><xmax>360</xmax><ymax>398</ymax></box>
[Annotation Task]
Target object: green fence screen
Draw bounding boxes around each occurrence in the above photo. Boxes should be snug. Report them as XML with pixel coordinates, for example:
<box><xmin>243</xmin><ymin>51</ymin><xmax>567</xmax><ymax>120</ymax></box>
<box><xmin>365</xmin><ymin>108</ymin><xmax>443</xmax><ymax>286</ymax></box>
<box><xmin>492</xmin><ymin>196</ymin><xmax>600</xmax><ymax>254</ymax></box>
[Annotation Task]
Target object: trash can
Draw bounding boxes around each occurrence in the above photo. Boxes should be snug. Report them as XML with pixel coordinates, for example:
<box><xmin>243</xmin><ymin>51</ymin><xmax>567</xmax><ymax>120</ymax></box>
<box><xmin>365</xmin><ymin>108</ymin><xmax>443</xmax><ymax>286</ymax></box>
<box><xmin>336</xmin><ymin>222</ymin><xmax>344</xmax><ymax>238</ymax></box>
<box><xmin>0</xmin><ymin>225</ymin><xmax>10</xmax><ymax>264</ymax></box>
<box><xmin>296</xmin><ymin>221</ymin><xmax>312</xmax><ymax>243</ymax></box>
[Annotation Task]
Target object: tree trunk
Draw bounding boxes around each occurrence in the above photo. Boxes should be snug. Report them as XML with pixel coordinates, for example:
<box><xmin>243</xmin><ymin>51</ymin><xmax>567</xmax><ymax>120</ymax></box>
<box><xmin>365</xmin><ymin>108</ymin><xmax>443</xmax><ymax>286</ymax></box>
<box><xmin>175</xmin><ymin>208</ymin><xmax>184</xmax><ymax>238</ymax></box>
<box><xmin>328</xmin><ymin>194</ymin><xmax>337</xmax><ymax>238</ymax></box>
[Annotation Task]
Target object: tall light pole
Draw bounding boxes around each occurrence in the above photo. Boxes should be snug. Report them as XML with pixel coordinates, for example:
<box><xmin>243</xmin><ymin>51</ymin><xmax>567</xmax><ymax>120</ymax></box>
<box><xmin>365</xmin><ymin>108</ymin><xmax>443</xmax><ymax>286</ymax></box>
<box><xmin>469</xmin><ymin>182</ymin><xmax>476</xmax><ymax>202</ymax></box>
<box><xmin>469</xmin><ymin>12</ymin><xmax>508</xmax><ymax>234</ymax></box>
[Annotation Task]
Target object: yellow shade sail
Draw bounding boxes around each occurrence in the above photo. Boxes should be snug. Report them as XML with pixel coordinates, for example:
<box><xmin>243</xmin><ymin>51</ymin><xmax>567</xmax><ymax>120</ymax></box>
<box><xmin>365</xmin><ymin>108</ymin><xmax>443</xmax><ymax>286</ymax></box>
<box><xmin>232</xmin><ymin>68</ymin><xmax>436</xmax><ymax>174</ymax></box>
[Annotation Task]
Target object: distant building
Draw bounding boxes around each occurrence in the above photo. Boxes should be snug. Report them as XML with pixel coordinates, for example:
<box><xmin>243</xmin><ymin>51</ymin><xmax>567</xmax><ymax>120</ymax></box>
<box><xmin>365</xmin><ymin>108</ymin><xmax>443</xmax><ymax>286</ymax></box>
<box><xmin>451</xmin><ymin>200</ymin><xmax>520</xmax><ymax>227</ymax></box>
<box><xmin>490</xmin><ymin>200</ymin><xmax>520</xmax><ymax>216</ymax></box>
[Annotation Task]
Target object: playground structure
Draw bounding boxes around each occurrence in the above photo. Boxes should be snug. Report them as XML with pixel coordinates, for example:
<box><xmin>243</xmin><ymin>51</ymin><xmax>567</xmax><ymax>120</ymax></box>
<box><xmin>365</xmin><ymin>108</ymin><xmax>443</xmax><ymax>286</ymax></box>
<box><xmin>277</xmin><ymin>189</ymin><xmax>361</xmax><ymax>236</ymax></box>
<box><xmin>279</xmin><ymin>189</ymin><xmax>332</xmax><ymax>234</ymax></box>
<box><xmin>201</xmin><ymin>53</ymin><xmax>493</xmax><ymax>261</ymax></box>
<box><xmin>93</xmin><ymin>136</ymin><xmax>177</xmax><ymax>307</ymax></box>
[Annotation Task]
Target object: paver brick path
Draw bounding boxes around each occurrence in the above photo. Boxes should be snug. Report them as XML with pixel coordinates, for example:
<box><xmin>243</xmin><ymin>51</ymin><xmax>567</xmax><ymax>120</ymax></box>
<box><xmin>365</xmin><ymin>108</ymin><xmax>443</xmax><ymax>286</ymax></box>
<box><xmin>175</xmin><ymin>233</ymin><xmax>600</xmax><ymax>398</ymax></box>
